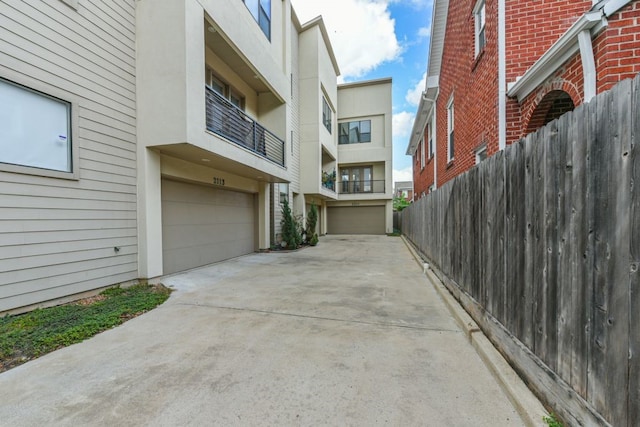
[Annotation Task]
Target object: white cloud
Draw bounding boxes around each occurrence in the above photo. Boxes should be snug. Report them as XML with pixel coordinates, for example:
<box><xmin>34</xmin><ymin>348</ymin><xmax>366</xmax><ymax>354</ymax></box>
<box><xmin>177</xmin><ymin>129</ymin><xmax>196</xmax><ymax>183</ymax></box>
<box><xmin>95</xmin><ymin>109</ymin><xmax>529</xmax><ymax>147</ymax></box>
<box><xmin>393</xmin><ymin>166</ymin><xmax>413</xmax><ymax>184</ymax></box>
<box><xmin>393</xmin><ymin>111</ymin><xmax>415</xmax><ymax>138</ymax></box>
<box><xmin>405</xmin><ymin>72</ymin><xmax>426</xmax><ymax>107</ymax></box>
<box><xmin>291</xmin><ymin>0</ymin><xmax>401</xmax><ymax>79</ymax></box>
<box><xmin>417</xmin><ymin>26</ymin><xmax>431</xmax><ymax>38</ymax></box>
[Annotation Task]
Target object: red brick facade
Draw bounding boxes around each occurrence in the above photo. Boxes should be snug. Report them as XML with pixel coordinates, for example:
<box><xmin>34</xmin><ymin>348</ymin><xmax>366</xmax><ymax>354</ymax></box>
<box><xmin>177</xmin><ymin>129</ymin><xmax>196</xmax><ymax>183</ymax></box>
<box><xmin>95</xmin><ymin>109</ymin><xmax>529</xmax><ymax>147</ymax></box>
<box><xmin>412</xmin><ymin>0</ymin><xmax>640</xmax><ymax>195</ymax></box>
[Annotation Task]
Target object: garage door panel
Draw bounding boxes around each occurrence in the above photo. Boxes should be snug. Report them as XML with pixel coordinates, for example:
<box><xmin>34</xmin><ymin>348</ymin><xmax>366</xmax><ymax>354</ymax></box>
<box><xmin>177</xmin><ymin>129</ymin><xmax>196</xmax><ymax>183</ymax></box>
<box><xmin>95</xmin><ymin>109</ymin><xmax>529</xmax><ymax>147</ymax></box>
<box><xmin>161</xmin><ymin>179</ymin><xmax>255</xmax><ymax>274</ymax></box>
<box><xmin>328</xmin><ymin>206</ymin><xmax>385</xmax><ymax>235</ymax></box>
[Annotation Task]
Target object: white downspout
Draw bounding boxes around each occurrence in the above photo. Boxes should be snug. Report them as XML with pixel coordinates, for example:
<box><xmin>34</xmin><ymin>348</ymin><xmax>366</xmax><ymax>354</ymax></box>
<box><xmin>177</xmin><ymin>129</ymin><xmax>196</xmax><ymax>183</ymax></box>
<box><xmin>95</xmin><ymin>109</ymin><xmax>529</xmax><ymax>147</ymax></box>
<box><xmin>498</xmin><ymin>0</ymin><xmax>506</xmax><ymax>150</ymax></box>
<box><xmin>578</xmin><ymin>30</ymin><xmax>597</xmax><ymax>102</ymax></box>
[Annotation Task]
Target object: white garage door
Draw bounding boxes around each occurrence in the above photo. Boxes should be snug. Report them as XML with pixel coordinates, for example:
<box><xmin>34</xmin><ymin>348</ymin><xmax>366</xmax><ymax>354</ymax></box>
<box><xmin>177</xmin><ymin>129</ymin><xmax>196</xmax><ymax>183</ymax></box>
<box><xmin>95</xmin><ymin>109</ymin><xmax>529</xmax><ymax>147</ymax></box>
<box><xmin>327</xmin><ymin>206</ymin><xmax>385</xmax><ymax>235</ymax></box>
<box><xmin>161</xmin><ymin>179</ymin><xmax>255</xmax><ymax>274</ymax></box>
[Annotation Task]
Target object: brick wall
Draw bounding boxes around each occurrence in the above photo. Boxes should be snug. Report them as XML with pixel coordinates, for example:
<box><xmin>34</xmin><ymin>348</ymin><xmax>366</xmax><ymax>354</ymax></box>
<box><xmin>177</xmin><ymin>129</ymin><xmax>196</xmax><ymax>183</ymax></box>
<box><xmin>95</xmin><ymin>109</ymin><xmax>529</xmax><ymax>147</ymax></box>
<box><xmin>412</xmin><ymin>132</ymin><xmax>435</xmax><ymax>200</ymax></box>
<box><xmin>423</xmin><ymin>0</ymin><xmax>640</xmax><ymax>189</ymax></box>
<box><xmin>505</xmin><ymin>0</ymin><xmax>590</xmax><ymax>143</ymax></box>
<box><xmin>594</xmin><ymin>1</ymin><xmax>640</xmax><ymax>92</ymax></box>
<box><xmin>433</xmin><ymin>0</ymin><xmax>499</xmax><ymax>188</ymax></box>
<box><xmin>515</xmin><ymin>1</ymin><xmax>640</xmax><ymax>139</ymax></box>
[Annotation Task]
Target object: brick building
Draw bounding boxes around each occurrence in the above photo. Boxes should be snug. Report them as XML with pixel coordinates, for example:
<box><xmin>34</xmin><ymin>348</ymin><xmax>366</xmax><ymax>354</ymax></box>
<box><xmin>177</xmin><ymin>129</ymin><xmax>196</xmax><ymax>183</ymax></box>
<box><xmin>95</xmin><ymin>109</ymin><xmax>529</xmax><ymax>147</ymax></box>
<box><xmin>408</xmin><ymin>0</ymin><xmax>640</xmax><ymax>197</ymax></box>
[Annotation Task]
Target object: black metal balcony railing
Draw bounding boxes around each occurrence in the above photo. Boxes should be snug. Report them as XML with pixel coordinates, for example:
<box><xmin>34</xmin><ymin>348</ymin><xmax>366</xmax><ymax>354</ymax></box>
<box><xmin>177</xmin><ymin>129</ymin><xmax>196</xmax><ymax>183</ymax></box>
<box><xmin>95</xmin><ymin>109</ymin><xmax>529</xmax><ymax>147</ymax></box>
<box><xmin>338</xmin><ymin>180</ymin><xmax>385</xmax><ymax>194</ymax></box>
<box><xmin>205</xmin><ymin>86</ymin><xmax>285</xmax><ymax>167</ymax></box>
<box><xmin>322</xmin><ymin>180</ymin><xmax>335</xmax><ymax>192</ymax></box>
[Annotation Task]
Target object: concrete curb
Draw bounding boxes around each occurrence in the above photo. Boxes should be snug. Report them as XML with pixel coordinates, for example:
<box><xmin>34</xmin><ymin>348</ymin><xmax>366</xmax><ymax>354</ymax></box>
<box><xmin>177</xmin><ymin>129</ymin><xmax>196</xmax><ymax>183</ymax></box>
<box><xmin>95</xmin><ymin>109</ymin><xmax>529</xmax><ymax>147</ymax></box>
<box><xmin>401</xmin><ymin>236</ymin><xmax>548</xmax><ymax>427</ymax></box>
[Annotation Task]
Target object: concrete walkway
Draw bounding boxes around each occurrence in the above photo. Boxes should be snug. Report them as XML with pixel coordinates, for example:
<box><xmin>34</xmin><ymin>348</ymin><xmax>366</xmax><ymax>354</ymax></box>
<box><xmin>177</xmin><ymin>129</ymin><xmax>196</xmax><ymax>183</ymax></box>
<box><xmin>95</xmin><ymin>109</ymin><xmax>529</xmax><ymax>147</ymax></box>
<box><xmin>1</xmin><ymin>236</ymin><xmax>530</xmax><ymax>426</ymax></box>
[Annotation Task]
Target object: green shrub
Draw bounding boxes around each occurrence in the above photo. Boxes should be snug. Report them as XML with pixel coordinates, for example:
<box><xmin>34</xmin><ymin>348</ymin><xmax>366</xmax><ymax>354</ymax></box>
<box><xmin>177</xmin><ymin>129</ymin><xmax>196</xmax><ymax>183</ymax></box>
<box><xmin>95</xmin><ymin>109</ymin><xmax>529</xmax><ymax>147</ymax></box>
<box><xmin>280</xmin><ymin>198</ymin><xmax>301</xmax><ymax>249</ymax></box>
<box><xmin>310</xmin><ymin>233</ymin><xmax>319</xmax><ymax>246</ymax></box>
<box><xmin>306</xmin><ymin>203</ymin><xmax>318</xmax><ymax>240</ymax></box>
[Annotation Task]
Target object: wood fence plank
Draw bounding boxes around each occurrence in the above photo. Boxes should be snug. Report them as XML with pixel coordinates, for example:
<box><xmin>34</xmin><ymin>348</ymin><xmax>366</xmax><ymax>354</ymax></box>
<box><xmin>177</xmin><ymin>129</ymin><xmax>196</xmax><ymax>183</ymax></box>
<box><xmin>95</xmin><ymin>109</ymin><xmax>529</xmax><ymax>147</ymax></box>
<box><xmin>543</xmin><ymin>119</ymin><xmax>560</xmax><ymax>371</ymax></box>
<box><xmin>533</xmin><ymin>126</ymin><xmax>546</xmax><ymax>361</ymax></box>
<box><xmin>493</xmin><ymin>151</ymin><xmax>506</xmax><ymax>323</ymax></box>
<box><xmin>505</xmin><ymin>140</ymin><xmax>526</xmax><ymax>335</ymax></box>
<box><xmin>523</xmin><ymin>132</ymin><xmax>537</xmax><ymax>350</ymax></box>
<box><xmin>568</xmin><ymin>101</ymin><xmax>592</xmax><ymax>398</ymax></box>
<box><xmin>556</xmin><ymin>111</ymin><xmax>573</xmax><ymax>384</ymax></box>
<box><xmin>628</xmin><ymin>73</ymin><xmax>640</xmax><ymax>427</ymax></box>
<box><xmin>588</xmin><ymin>84</ymin><xmax>610</xmax><ymax>416</ymax></box>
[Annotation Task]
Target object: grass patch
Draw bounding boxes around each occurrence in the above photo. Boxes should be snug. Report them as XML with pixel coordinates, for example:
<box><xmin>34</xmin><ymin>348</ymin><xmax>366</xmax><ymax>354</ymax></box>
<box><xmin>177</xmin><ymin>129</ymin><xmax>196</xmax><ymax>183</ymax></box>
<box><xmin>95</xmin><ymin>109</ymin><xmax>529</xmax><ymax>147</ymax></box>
<box><xmin>543</xmin><ymin>413</ymin><xmax>564</xmax><ymax>427</ymax></box>
<box><xmin>0</xmin><ymin>283</ymin><xmax>171</xmax><ymax>373</ymax></box>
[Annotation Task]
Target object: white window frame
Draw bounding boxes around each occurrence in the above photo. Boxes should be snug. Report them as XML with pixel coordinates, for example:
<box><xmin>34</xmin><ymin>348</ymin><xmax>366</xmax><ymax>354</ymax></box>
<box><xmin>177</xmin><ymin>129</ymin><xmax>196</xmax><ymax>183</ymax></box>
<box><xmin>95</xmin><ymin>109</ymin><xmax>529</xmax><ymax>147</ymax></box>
<box><xmin>0</xmin><ymin>75</ymin><xmax>79</xmax><ymax>180</ymax></box>
<box><xmin>447</xmin><ymin>96</ymin><xmax>455</xmax><ymax>162</ymax></box>
<box><xmin>206</xmin><ymin>68</ymin><xmax>245</xmax><ymax>110</ymax></box>
<box><xmin>427</xmin><ymin>121</ymin><xmax>434</xmax><ymax>159</ymax></box>
<box><xmin>322</xmin><ymin>96</ymin><xmax>332</xmax><ymax>134</ymax></box>
<box><xmin>420</xmin><ymin>137</ymin><xmax>425</xmax><ymax>170</ymax></box>
<box><xmin>476</xmin><ymin>145</ymin><xmax>488</xmax><ymax>164</ymax></box>
<box><xmin>474</xmin><ymin>0</ymin><xmax>486</xmax><ymax>57</ymax></box>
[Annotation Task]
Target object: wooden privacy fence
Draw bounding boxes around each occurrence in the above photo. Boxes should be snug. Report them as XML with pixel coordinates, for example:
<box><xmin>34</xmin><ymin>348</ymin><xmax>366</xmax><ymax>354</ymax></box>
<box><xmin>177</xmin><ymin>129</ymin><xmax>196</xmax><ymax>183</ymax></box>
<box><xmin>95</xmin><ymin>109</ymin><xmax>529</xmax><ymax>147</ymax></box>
<box><xmin>401</xmin><ymin>74</ymin><xmax>639</xmax><ymax>427</ymax></box>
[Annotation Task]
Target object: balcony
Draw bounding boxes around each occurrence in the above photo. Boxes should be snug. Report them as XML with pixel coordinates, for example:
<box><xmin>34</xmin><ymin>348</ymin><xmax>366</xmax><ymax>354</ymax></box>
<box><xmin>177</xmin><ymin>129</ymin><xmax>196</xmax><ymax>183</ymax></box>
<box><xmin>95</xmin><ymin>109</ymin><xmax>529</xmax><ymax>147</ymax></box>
<box><xmin>338</xmin><ymin>180</ymin><xmax>386</xmax><ymax>194</ymax></box>
<box><xmin>205</xmin><ymin>86</ymin><xmax>285</xmax><ymax>167</ymax></box>
<box><xmin>322</xmin><ymin>170</ymin><xmax>336</xmax><ymax>193</ymax></box>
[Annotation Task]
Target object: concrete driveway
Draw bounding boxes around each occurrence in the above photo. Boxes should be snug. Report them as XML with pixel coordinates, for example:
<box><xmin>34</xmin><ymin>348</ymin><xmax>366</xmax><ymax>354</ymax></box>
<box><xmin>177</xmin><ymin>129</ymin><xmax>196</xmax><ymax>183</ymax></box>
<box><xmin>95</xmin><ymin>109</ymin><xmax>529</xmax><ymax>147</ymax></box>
<box><xmin>0</xmin><ymin>236</ymin><xmax>526</xmax><ymax>426</ymax></box>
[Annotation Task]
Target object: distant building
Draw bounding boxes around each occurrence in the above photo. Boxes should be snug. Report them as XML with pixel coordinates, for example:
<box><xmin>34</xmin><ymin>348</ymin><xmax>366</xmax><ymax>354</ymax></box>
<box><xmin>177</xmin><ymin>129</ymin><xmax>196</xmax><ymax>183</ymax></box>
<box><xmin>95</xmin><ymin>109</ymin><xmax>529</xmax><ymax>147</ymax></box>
<box><xmin>393</xmin><ymin>181</ymin><xmax>414</xmax><ymax>202</ymax></box>
<box><xmin>408</xmin><ymin>0</ymin><xmax>640</xmax><ymax>198</ymax></box>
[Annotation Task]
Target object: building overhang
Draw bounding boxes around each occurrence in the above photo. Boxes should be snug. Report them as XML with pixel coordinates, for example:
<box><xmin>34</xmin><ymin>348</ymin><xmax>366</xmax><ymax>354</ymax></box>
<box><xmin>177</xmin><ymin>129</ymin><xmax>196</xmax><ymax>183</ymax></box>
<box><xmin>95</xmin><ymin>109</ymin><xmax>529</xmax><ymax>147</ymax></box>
<box><xmin>152</xmin><ymin>142</ymin><xmax>289</xmax><ymax>184</ymax></box>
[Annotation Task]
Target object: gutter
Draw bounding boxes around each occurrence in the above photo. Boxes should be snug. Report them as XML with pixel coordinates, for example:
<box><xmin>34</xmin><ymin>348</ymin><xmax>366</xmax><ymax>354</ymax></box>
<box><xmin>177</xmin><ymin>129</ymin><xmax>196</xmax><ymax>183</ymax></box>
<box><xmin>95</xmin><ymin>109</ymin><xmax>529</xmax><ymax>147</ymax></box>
<box><xmin>405</xmin><ymin>80</ymin><xmax>437</xmax><ymax>156</ymax></box>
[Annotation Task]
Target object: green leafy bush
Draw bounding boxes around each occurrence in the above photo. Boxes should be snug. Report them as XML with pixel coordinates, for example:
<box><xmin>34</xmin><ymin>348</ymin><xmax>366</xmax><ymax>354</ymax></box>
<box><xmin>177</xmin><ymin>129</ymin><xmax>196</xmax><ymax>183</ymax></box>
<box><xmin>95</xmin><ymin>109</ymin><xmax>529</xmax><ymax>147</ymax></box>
<box><xmin>306</xmin><ymin>203</ymin><xmax>318</xmax><ymax>242</ymax></box>
<box><xmin>280</xmin><ymin>198</ymin><xmax>301</xmax><ymax>249</ymax></box>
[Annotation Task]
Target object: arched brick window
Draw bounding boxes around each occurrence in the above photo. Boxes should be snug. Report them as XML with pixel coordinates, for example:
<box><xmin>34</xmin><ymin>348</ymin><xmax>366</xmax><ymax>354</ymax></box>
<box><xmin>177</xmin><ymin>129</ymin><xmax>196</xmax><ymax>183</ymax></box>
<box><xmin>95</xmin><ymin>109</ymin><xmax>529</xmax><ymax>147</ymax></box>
<box><xmin>525</xmin><ymin>90</ymin><xmax>575</xmax><ymax>134</ymax></box>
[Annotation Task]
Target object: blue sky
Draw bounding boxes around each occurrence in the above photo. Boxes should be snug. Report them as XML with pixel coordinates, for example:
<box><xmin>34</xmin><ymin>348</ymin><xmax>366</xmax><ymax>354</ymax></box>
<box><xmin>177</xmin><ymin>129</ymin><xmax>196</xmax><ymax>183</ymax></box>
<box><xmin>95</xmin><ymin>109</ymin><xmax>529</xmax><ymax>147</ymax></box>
<box><xmin>291</xmin><ymin>0</ymin><xmax>433</xmax><ymax>183</ymax></box>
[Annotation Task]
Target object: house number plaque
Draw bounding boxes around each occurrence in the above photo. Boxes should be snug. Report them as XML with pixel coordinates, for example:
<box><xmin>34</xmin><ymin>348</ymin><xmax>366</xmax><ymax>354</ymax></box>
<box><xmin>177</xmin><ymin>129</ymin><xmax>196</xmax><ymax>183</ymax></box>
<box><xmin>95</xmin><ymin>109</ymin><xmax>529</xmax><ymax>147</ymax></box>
<box><xmin>213</xmin><ymin>177</ymin><xmax>225</xmax><ymax>186</ymax></box>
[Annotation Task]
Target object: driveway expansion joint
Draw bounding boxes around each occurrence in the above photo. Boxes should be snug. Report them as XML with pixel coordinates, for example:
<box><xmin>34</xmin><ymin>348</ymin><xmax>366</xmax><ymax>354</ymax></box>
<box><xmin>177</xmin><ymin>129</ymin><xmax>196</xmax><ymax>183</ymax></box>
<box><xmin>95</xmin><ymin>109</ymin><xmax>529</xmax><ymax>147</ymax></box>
<box><xmin>175</xmin><ymin>302</ymin><xmax>461</xmax><ymax>333</ymax></box>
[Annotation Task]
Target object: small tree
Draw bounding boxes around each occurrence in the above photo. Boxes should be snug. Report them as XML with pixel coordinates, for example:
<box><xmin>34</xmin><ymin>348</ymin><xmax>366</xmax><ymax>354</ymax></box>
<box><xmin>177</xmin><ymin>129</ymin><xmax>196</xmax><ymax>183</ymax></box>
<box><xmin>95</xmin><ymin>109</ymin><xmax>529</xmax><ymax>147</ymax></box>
<box><xmin>393</xmin><ymin>196</ymin><xmax>411</xmax><ymax>212</ymax></box>
<box><xmin>306</xmin><ymin>203</ymin><xmax>318</xmax><ymax>239</ymax></box>
<box><xmin>280</xmin><ymin>198</ymin><xmax>301</xmax><ymax>249</ymax></box>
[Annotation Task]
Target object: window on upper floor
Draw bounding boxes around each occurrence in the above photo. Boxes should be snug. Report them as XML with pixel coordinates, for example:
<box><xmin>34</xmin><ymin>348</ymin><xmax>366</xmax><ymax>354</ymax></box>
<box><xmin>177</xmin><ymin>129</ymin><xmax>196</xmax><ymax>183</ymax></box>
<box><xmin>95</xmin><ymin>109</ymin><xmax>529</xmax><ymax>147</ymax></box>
<box><xmin>476</xmin><ymin>145</ymin><xmax>488</xmax><ymax>164</ymax></box>
<box><xmin>447</xmin><ymin>97</ymin><xmax>455</xmax><ymax>162</ymax></box>
<box><xmin>340</xmin><ymin>166</ymin><xmax>374</xmax><ymax>193</ymax></box>
<box><xmin>427</xmin><ymin>120</ymin><xmax>434</xmax><ymax>159</ymax></box>
<box><xmin>420</xmin><ymin>137</ymin><xmax>425</xmax><ymax>170</ymax></box>
<box><xmin>322</xmin><ymin>96</ymin><xmax>332</xmax><ymax>134</ymax></box>
<box><xmin>338</xmin><ymin>120</ymin><xmax>371</xmax><ymax>144</ymax></box>
<box><xmin>474</xmin><ymin>0</ymin><xmax>486</xmax><ymax>57</ymax></box>
<box><xmin>0</xmin><ymin>77</ymin><xmax>73</xmax><ymax>175</ymax></box>
<box><xmin>206</xmin><ymin>68</ymin><xmax>245</xmax><ymax>110</ymax></box>
<box><xmin>243</xmin><ymin>0</ymin><xmax>271</xmax><ymax>40</ymax></box>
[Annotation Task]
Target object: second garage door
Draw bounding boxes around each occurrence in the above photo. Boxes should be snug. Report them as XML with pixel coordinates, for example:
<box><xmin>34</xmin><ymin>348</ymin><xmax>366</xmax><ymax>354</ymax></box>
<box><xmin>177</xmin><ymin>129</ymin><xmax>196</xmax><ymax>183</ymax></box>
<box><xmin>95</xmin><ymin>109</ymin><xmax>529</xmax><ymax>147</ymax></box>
<box><xmin>161</xmin><ymin>179</ymin><xmax>255</xmax><ymax>275</ymax></box>
<box><xmin>327</xmin><ymin>206</ymin><xmax>385</xmax><ymax>235</ymax></box>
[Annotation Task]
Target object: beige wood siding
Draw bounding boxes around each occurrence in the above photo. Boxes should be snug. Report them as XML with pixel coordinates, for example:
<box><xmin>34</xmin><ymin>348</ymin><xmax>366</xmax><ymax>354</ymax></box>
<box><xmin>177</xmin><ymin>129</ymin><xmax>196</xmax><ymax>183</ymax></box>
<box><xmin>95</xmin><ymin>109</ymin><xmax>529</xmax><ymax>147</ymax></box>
<box><xmin>0</xmin><ymin>0</ymin><xmax>137</xmax><ymax>312</ymax></box>
<box><xmin>161</xmin><ymin>179</ymin><xmax>256</xmax><ymax>275</ymax></box>
<box><xmin>327</xmin><ymin>206</ymin><xmax>385</xmax><ymax>235</ymax></box>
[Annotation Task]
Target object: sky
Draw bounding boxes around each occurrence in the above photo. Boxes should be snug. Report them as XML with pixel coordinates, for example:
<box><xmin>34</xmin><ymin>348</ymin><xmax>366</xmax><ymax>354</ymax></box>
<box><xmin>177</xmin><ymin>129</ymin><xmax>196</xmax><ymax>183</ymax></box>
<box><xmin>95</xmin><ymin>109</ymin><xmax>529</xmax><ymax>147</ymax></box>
<box><xmin>290</xmin><ymin>0</ymin><xmax>433</xmax><ymax>184</ymax></box>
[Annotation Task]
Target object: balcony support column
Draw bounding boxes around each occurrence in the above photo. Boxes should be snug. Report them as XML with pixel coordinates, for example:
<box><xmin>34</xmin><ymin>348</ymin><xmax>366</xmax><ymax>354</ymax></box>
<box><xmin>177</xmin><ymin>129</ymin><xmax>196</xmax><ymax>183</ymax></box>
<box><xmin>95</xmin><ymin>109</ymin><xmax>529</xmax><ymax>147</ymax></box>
<box><xmin>137</xmin><ymin>149</ymin><xmax>164</xmax><ymax>278</ymax></box>
<box><xmin>258</xmin><ymin>182</ymin><xmax>271</xmax><ymax>250</ymax></box>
